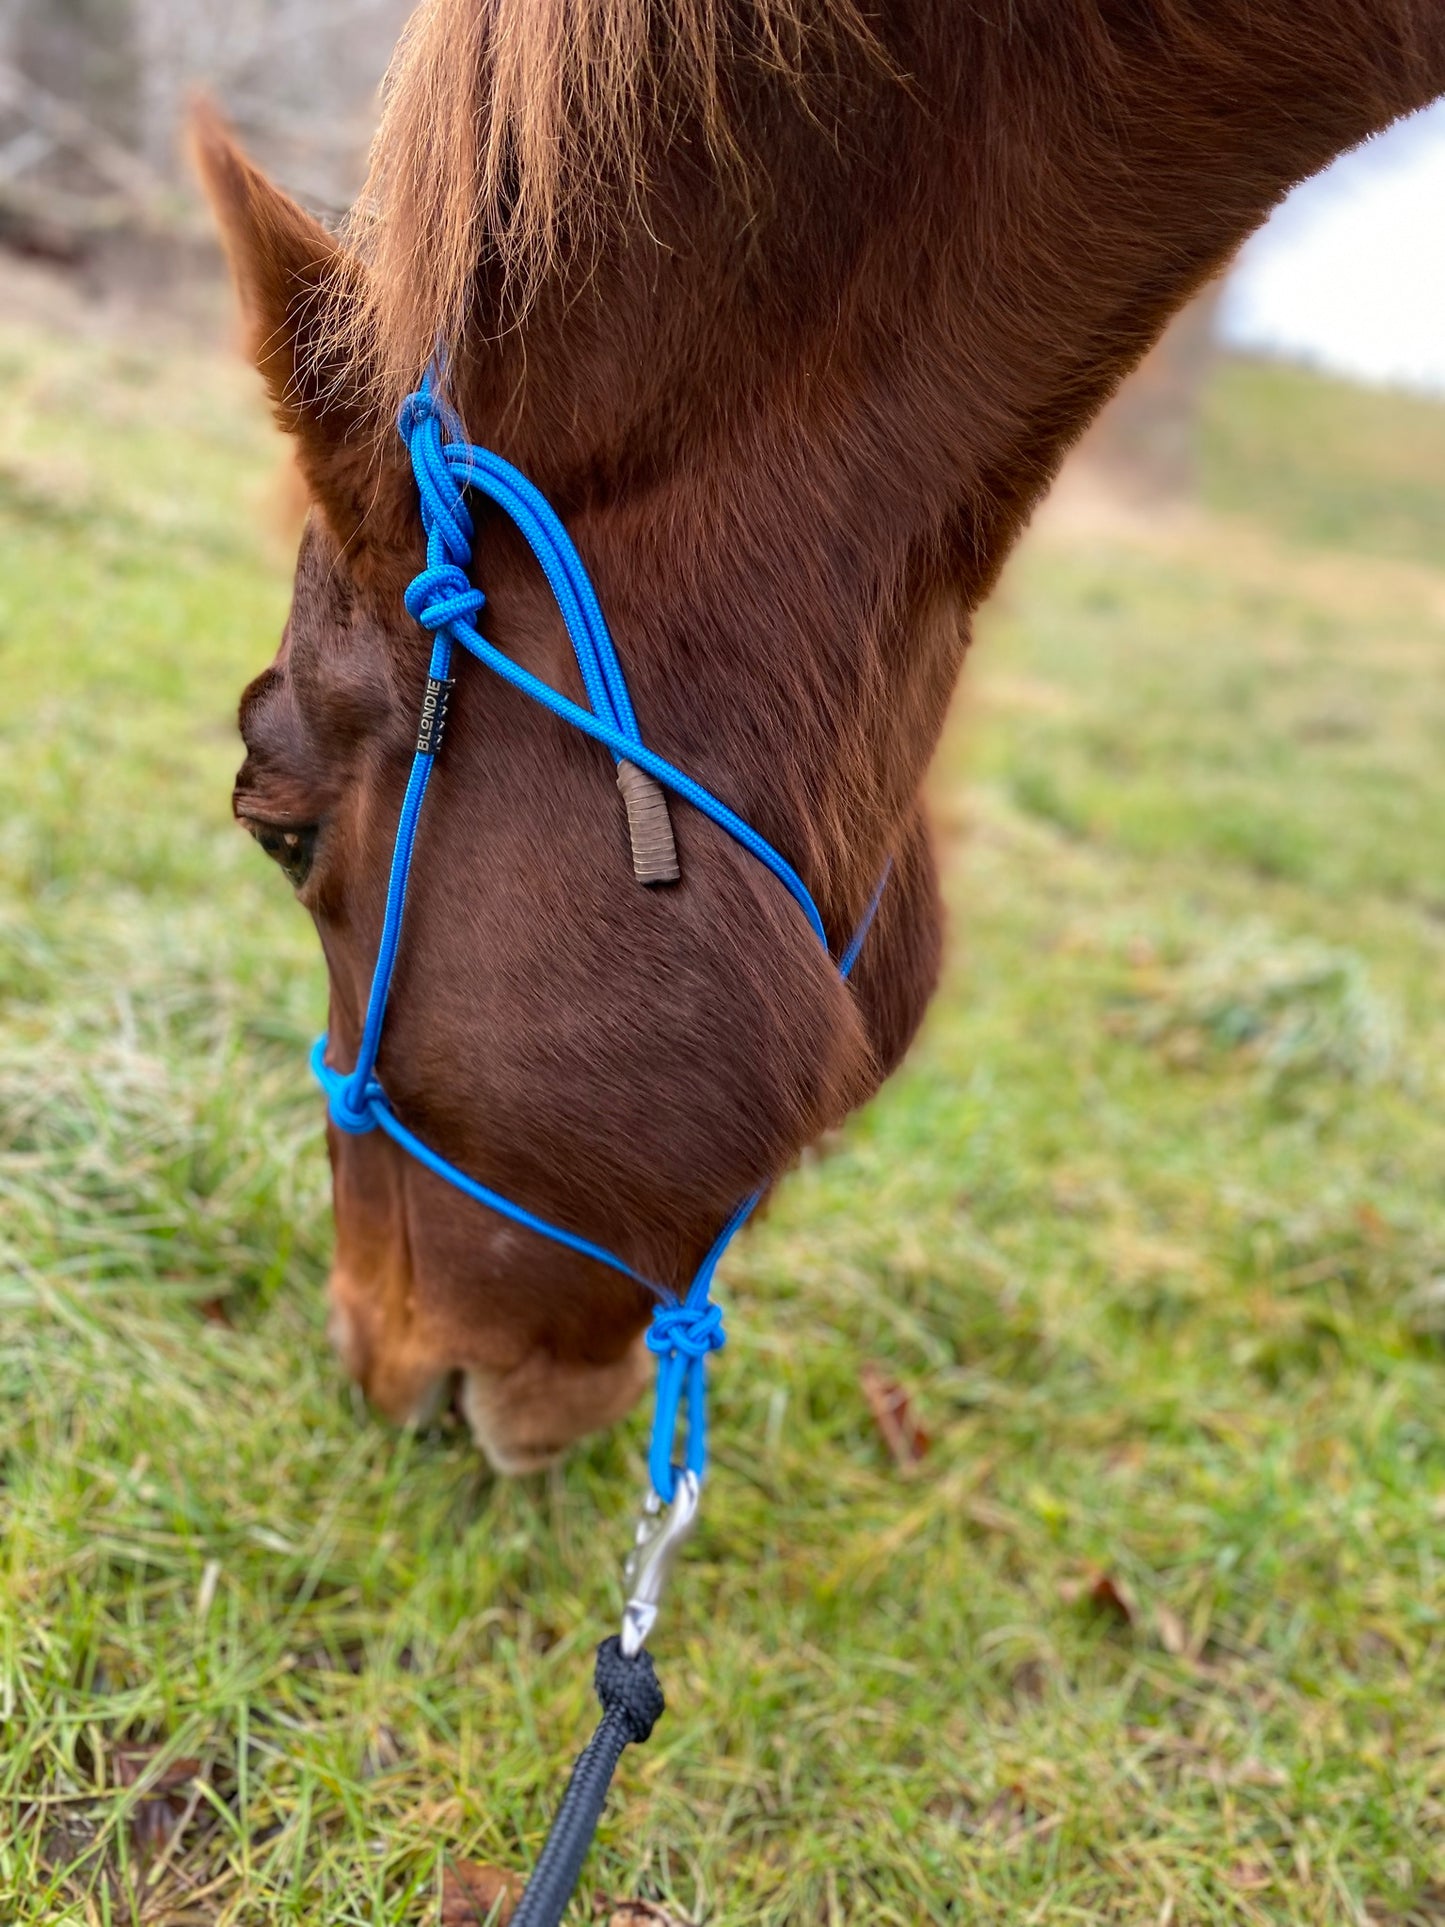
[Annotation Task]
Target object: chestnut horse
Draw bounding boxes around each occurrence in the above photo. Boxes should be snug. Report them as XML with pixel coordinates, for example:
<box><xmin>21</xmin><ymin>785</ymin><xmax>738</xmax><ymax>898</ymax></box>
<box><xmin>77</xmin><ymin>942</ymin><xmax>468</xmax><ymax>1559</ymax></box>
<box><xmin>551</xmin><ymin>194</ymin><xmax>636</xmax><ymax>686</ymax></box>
<box><xmin>196</xmin><ymin>2</ymin><xmax>1445</xmax><ymax>1475</ymax></box>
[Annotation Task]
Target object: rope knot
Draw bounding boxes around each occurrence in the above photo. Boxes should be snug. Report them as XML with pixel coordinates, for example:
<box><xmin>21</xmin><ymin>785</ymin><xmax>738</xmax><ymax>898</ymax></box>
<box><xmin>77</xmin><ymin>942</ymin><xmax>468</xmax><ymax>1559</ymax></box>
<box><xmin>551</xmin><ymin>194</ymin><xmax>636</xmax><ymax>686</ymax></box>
<box><xmin>327</xmin><ymin>1074</ymin><xmax>384</xmax><ymax>1136</ymax></box>
<box><xmin>593</xmin><ymin>1635</ymin><xmax>665</xmax><ymax>1744</ymax></box>
<box><xmin>645</xmin><ymin>1301</ymin><xmax>726</xmax><ymax>1362</ymax></box>
<box><xmin>404</xmin><ymin>562</ymin><xmax>486</xmax><ymax>634</ymax></box>
<box><xmin>396</xmin><ymin>390</ymin><xmax>439</xmax><ymax>440</ymax></box>
<box><xmin>309</xmin><ymin>1038</ymin><xmax>384</xmax><ymax>1137</ymax></box>
<box><xmin>398</xmin><ymin>383</ymin><xmax>474</xmax><ymax>562</ymax></box>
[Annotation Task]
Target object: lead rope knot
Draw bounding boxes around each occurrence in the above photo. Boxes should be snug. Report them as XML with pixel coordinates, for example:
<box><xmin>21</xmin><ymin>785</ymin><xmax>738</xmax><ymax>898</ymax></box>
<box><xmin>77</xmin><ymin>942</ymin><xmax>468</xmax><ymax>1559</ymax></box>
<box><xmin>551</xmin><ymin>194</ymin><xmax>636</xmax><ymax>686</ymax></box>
<box><xmin>508</xmin><ymin>1637</ymin><xmax>668</xmax><ymax>1927</ymax></box>
<box><xmin>593</xmin><ymin>1634</ymin><xmax>666</xmax><ymax>1744</ymax></box>
<box><xmin>645</xmin><ymin>1300</ymin><xmax>726</xmax><ymax>1362</ymax></box>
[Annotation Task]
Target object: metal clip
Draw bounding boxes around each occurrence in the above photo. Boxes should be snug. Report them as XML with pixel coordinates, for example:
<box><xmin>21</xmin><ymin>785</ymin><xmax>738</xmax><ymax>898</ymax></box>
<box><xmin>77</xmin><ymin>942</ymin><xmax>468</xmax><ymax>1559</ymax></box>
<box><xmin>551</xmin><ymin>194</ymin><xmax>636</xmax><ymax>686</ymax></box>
<box><xmin>620</xmin><ymin>1470</ymin><xmax>700</xmax><ymax>1657</ymax></box>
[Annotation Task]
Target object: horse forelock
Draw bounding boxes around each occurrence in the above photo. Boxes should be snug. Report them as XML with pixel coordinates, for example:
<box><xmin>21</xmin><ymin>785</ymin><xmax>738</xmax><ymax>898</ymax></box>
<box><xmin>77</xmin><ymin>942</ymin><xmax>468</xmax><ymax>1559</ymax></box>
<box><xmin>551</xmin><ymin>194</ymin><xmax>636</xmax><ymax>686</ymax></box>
<box><xmin>331</xmin><ymin>0</ymin><xmax>884</xmax><ymax>409</ymax></box>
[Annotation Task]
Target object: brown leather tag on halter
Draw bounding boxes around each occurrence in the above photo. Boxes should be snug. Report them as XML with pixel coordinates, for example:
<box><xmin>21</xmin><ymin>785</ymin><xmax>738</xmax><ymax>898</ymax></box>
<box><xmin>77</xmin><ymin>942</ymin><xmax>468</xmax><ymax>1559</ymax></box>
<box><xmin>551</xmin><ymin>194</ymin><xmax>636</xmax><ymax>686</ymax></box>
<box><xmin>616</xmin><ymin>760</ymin><xmax>680</xmax><ymax>885</ymax></box>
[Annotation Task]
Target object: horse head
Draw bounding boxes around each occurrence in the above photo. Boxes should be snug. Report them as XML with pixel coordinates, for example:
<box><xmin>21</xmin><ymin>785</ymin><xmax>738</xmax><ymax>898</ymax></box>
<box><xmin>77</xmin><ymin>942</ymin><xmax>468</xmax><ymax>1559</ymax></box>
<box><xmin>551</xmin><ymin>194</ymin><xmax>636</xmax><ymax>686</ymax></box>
<box><xmin>192</xmin><ymin>89</ymin><xmax>943</xmax><ymax>1471</ymax></box>
<box><xmin>193</xmin><ymin>0</ymin><xmax>1445</xmax><ymax>1471</ymax></box>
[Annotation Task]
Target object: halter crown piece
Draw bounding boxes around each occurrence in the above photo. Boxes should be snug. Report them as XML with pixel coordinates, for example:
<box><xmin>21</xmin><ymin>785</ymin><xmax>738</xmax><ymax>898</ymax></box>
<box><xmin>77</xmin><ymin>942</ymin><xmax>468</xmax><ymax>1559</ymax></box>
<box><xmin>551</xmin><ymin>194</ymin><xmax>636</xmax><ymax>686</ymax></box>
<box><xmin>307</xmin><ymin>370</ymin><xmax>888</xmax><ymax>1925</ymax></box>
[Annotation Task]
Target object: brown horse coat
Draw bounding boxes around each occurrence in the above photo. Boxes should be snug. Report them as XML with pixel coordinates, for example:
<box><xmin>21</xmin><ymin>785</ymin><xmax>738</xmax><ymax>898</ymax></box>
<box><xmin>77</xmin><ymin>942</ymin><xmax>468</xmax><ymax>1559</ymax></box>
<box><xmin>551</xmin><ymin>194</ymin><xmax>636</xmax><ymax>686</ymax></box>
<box><xmin>196</xmin><ymin>2</ymin><xmax>1445</xmax><ymax>1468</ymax></box>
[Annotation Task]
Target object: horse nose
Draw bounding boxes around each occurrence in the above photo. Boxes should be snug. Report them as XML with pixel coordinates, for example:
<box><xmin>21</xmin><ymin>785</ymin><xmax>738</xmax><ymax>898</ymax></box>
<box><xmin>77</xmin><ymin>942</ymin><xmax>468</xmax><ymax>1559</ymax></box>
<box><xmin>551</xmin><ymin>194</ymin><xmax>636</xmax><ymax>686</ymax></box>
<box><xmin>324</xmin><ymin>1261</ymin><xmax>453</xmax><ymax>1428</ymax></box>
<box><xmin>459</xmin><ymin>1340</ymin><xmax>651</xmax><ymax>1476</ymax></box>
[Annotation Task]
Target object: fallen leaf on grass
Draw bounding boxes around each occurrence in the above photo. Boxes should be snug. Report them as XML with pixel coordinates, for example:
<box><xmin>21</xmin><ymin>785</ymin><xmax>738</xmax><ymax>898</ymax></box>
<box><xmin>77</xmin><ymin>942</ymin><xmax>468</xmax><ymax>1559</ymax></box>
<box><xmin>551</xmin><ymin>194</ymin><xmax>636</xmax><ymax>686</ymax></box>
<box><xmin>441</xmin><ymin>1860</ymin><xmax>523</xmax><ymax>1925</ymax></box>
<box><xmin>1059</xmin><ymin>1569</ymin><xmax>1136</xmax><ymax>1624</ymax></box>
<box><xmin>859</xmin><ymin>1362</ymin><xmax>930</xmax><ymax>1470</ymax></box>
<box><xmin>607</xmin><ymin>1903</ymin><xmax>694</xmax><ymax>1927</ymax></box>
<box><xmin>111</xmin><ymin>1747</ymin><xmax>206</xmax><ymax>1858</ymax></box>
<box><xmin>1226</xmin><ymin>1859</ymin><xmax>1274</xmax><ymax>1893</ymax></box>
<box><xmin>112</xmin><ymin>1747</ymin><xmax>203</xmax><ymax>1794</ymax></box>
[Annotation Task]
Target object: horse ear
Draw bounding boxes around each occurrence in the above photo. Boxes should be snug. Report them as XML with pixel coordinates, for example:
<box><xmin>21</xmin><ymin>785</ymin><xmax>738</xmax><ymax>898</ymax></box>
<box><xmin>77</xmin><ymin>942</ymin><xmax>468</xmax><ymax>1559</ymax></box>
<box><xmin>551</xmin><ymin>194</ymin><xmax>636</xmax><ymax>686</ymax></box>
<box><xmin>189</xmin><ymin>99</ymin><xmax>393</xmax><ymax>548</ymax></box>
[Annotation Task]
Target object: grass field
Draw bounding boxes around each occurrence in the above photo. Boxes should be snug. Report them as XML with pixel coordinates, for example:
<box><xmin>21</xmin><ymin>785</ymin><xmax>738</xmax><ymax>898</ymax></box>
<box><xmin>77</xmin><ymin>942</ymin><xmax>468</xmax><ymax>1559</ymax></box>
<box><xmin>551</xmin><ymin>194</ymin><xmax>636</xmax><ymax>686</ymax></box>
<box><xmin>3</xmin><ymin>321</ymin><xmax>1445</xmax><ymax>1926</ymax></box>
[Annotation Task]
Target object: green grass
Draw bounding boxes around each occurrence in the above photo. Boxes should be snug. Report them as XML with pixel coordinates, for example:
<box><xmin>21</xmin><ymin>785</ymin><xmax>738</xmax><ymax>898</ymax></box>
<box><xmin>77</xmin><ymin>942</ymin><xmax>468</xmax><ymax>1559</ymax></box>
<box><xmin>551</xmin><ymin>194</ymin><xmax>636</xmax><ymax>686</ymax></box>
<box><xmin>3</xmin><ymin>332</ymin><xmax>1445</xmax><ymax>1926</ymax></box>
<box><xmin>1204</xmin><ymin>357</ymin><xmax>1445</xmax><ymax>569</ymax></box>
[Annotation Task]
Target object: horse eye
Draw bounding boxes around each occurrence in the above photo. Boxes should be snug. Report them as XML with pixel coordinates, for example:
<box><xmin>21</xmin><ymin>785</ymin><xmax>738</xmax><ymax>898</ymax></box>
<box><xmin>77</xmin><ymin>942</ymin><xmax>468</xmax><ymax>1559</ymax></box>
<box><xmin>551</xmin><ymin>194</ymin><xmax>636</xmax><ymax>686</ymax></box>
<box><xmin>243</xmin><ymin>818</ymin><xmax>318</xmax><ymax>889</ymax></box>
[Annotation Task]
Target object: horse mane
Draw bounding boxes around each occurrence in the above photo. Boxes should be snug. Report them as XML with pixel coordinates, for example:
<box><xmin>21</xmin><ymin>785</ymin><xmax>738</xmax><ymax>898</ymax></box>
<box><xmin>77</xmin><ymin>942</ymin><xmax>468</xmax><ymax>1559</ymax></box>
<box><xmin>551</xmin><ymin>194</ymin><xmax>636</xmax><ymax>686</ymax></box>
<box><xmin>336</xmin><ymin>0</ymin><xmax>880</xmax><ymax>407</ymax></box>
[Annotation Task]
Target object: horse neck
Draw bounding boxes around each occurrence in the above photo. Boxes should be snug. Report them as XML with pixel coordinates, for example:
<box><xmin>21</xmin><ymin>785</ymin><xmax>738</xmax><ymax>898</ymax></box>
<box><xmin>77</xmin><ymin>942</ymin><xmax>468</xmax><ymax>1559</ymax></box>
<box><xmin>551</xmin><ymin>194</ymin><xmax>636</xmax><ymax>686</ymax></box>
<box><xmin>443</xmin><ymin>0</ymin><xmax>1445</xmax><ymax>920</ymax></box>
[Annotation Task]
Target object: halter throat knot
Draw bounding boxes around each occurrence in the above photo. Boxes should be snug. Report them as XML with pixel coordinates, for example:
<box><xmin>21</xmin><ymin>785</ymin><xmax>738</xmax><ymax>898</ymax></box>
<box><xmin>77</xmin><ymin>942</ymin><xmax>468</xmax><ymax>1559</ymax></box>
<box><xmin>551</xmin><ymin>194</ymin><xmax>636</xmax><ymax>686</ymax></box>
<box><xmin>645</xmin><ymin>1302</ymin><xmax>726</xmax><ymax>1361</ymax></box>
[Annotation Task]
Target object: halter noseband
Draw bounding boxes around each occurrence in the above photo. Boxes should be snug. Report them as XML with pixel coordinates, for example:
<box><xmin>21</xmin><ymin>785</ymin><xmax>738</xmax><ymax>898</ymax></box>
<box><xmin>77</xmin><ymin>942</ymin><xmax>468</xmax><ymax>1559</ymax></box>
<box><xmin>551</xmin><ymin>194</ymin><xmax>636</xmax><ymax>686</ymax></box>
<box><xmin>310</xmin><ymin>371</ymin><xmax>887</xmax><ymax>1506</ymax></box>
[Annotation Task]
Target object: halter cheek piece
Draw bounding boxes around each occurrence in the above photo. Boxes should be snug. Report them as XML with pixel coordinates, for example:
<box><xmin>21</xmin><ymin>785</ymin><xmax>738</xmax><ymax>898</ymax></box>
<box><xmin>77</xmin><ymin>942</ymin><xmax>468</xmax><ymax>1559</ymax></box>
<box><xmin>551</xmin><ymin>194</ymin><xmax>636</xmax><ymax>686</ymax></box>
<box><xmin>308</xmin><ymin>372</ymin><xmax>887</xmax><ymax>1921</ymax></box>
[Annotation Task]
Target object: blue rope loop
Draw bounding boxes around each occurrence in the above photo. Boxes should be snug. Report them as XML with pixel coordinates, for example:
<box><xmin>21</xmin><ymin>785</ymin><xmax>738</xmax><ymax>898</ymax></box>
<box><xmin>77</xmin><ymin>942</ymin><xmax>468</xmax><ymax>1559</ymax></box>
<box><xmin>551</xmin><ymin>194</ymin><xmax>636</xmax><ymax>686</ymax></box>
<box><xmin>309</xmin><ymin>368</ymin><xmax>891</xmax><ymax>1504</ymax></box>
<box><xmin>645</xmin><ymin>1303</ymin><xmax>728</xmax><ymax>1503</ymax></box>
<box><xmin>310</xmin><ymin>1037</ymin><xmax>385</xmax><ymax>1136</ymax></box>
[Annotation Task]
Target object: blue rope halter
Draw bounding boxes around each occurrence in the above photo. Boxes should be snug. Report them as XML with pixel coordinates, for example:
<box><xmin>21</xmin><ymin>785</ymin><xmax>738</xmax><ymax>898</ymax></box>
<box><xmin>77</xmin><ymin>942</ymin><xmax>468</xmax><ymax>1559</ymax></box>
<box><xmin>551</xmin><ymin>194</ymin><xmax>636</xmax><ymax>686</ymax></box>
<box><xmin>311</xmin><ymin>371</ymin><xmax>887</xmax><ymax>1503</ymax></box>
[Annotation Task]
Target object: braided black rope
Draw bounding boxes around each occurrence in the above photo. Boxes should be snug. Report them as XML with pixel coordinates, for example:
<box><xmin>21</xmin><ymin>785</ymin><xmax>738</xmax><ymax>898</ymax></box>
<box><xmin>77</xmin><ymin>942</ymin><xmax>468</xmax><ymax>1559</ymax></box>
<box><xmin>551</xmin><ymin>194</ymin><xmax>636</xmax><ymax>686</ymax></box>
<box><xmin>509</xmin><ymin>1638</ymin><xmax>667</xmax><ymax>1927</ymax></box>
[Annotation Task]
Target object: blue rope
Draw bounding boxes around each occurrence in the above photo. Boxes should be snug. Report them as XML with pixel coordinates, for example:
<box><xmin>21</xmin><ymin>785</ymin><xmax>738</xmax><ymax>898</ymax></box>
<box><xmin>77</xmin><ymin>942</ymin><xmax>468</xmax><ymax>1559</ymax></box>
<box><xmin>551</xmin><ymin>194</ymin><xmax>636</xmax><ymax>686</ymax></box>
<box><xmin>313</xmin><ymin>370</ymin><xmax>888</xmax><ymax>1502</ymax></box>
<box><xmin>639</xmin><ymin>869</ymin><xmax>888</xmax><ymax>1500</ymax></box>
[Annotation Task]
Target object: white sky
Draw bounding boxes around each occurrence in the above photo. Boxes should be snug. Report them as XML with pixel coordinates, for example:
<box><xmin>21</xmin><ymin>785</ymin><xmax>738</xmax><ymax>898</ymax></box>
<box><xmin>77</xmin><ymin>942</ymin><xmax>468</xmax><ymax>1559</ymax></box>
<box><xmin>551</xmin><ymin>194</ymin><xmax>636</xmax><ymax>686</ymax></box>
<box><xmin>1222</xmin><ymin>100</ymin><xmax>1445</xmax><ymax>393</ymax></box>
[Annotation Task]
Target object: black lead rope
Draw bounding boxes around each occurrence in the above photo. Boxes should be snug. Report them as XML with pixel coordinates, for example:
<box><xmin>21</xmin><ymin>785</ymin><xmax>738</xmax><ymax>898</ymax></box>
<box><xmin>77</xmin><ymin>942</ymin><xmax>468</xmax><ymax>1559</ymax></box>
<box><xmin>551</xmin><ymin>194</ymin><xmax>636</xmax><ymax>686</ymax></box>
<box><xmin>506</xmin><ymin>1474</ymin><xmax>698</xmax><ymax>1921</ymax></box>
<box><xmin>329</xmin><ymin>379</ymin><xmax>894</xmax><ymax>1927</ymax></box>
<box><xmin>510</xmin><ymin>1638</ymin><xmax>666</xmax><ymax>1927</ymax></box>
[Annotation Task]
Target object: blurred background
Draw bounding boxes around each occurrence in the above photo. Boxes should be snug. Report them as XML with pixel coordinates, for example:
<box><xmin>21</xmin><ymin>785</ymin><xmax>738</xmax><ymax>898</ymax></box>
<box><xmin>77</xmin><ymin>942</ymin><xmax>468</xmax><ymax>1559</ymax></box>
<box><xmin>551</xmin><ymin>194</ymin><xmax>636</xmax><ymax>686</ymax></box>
<box><xmin>3</xmin><ymin>13</ymin><xmax>1445</xmax><ymax>1925</ymax></box>
<box><xmin>1080</xmin><ymin>98</ymin><xmax>1445</xmax><ymax>503</ymax></box>
<box><xmin>2</xmin><ymin>2</ymin><xmax>1445</xmax><ymax>424</ymax></box>
<box><xmin>0</xmin><ymin>0</ymin><xmax>406</xmax><ymax>325</ymax></box>
<box><xmin>0</xmin><ymin>0</ymin><xmax>405</xmax><ymax>211</ymax></box>
<box><xmin>3</xmin><ymin>1</ymin><xmax>1444</xmax><ymax>438</ymax></box>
